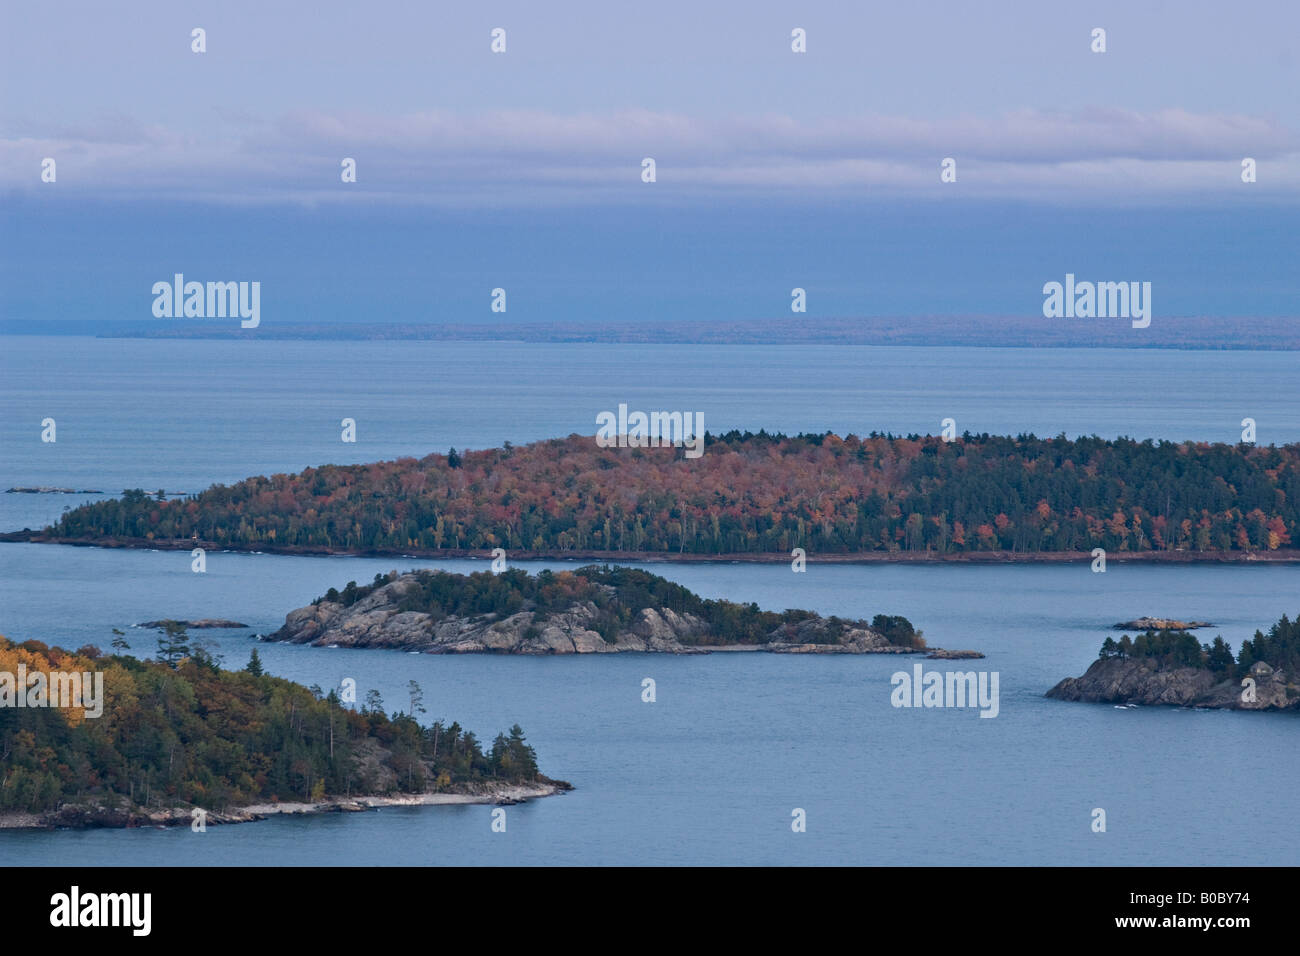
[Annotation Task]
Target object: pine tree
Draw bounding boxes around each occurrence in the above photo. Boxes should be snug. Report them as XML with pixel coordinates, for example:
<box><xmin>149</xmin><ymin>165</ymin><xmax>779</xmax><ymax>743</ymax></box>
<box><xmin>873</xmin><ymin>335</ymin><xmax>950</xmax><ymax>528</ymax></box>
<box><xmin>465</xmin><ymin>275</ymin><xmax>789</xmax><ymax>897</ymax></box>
<box><xmin>1205</xmin><ymin>636</ymin><xmax>1234</xmax><ymax>673</ymax></box>
<box><xmin>155</xmin><ymin>620</ymin><xmax>190</xmax><ymax>667</ymax></box>
<box><xmin>246</xmin><ymin>648</ymin><xmax>264</xmax><ymax>676</ymax></box>
<box><xmin>407</xmin><ymin>680</ymin><xmax>426</xmax><ymax>720</ymax></box>
<box><xmin>506</xmin><ymin>724</ymin><xmax>539</xmax><ymax>780</ymax></box>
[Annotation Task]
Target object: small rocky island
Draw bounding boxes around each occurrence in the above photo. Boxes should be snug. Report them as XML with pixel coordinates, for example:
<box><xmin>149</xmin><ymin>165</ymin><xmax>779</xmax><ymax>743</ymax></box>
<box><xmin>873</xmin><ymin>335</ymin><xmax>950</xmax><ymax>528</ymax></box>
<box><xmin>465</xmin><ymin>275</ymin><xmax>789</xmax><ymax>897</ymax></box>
<box><xmin>269</xmin><ymin>565</ymin><xmax>979</xmax><ymax>657</ymax></box>
<box><xmin>1112</xmin><ymin>617</ymin><xmax>1210</xmax><ymax>631</ymax></box>
<box><xmin>139</xmin><ymin>618</ymin><xmax>249</xmax><ymax>630</ymax></box>
<box><xmin>6</xmin><ymin>486</ymin><xmax>104</xmax><ymax>494</ymax></box>
<box><xmin>1048</xmin><ymin>613</ymin><xmax>1299</xmax><ymax>710</ymax></box>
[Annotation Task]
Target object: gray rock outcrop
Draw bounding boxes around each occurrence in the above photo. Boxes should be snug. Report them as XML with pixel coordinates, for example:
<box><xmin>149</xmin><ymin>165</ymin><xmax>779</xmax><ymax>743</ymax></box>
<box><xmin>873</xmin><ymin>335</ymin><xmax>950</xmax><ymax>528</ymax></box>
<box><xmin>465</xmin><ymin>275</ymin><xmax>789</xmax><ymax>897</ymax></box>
<box><xmin>1047</xmin><ymin>657</ymin><xmax>1298</xmax><ymax>709</ymax></box>
<box><xmin>270</xmin><ymin>573</ymin><xmax>925</xmax><ymax>655</ymax></box>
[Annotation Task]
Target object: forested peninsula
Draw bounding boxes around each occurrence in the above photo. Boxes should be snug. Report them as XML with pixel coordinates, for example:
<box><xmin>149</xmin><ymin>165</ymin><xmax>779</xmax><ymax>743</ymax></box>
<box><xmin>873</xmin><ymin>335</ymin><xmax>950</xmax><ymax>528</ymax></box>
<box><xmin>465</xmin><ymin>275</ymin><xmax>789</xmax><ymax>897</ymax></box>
<box><xmin>0</xmin><ymin>634</ymin><xmax>567</xmax><ymax>829</ymax></box>
<box><xmin>9</xmin><ymin>432</ymin><xmax>1299</xmax><ymax>562</ymax></box>
<box><xmin>1047</xmin><ymin>613</ymin><xmax>1300</xmax><ymax>709</ymax></box>
<box><xmin>268</xmin><ymin>565</ymin><xmax>947</xmax><ymax>655</ymax></box>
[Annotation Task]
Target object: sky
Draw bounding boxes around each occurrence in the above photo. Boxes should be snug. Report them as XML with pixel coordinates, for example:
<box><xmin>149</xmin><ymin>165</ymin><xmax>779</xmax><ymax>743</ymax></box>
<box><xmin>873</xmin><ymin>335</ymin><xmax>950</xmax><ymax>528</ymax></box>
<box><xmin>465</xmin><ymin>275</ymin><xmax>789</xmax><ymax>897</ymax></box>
<box><xmin>1</xmin><ymin>0</ymin><xmax>1297</xmax><ymax>324</ymax></box>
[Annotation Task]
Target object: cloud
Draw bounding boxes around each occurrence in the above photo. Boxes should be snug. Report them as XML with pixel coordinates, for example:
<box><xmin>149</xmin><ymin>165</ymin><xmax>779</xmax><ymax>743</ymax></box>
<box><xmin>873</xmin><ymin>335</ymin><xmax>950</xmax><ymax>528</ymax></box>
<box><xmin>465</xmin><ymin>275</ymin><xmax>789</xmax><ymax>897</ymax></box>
<box><xmin>3</xmin><ymin>107</ymin><xmax>1297</xmax><ymax>204</ymax></box>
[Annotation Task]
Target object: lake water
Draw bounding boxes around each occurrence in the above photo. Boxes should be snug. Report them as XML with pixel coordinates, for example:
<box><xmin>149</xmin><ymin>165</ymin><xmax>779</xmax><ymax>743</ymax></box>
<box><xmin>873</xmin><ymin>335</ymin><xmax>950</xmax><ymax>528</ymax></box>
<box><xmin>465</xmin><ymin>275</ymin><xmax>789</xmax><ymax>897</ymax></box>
<box><xmin>3</xmin><ymin>336</ymin><xmax>1298</xmax><ymax>531</ymax></box>
<box><xmin>0</xmin><ymin>336</ymin><xmax>1297</xmax><ymax>865</ymax></box>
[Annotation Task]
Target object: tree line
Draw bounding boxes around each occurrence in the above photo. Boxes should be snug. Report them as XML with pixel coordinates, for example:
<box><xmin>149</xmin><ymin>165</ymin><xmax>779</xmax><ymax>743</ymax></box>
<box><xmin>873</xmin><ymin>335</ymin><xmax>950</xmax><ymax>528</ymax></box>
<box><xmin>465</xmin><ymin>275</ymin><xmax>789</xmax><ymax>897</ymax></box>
<box><xmin>40</xmin><ymin>432</ymin><xmax>1299</xmax><ymax>557</ymax></box>
<box><xmin>0</xmin><ymin>632</ymin><xmax>545</xmax><ymax>814</ymax></box>
<box><xmin>1097</xmin><ymin>613</ymin><xmax>1300</xmax><ymax>679</ymax></box>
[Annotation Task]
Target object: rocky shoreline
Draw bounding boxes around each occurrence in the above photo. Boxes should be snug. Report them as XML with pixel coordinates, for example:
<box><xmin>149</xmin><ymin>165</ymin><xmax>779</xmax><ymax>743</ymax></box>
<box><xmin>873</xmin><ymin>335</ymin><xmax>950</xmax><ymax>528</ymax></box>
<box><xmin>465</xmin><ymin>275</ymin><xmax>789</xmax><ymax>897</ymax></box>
<box><xmin>0</xmin><ymin>781</ymin><xmax>570</xmax><ymax>831</ymax></box>
<box><xmin>3</xmin><ymin>532</ymin><xmax>1299</xmax><ymax>565</ymax></box>
<box><xmin>267</xmin><ymin>571</ymin><xmax>978</xmax><ymax>656</ymax></box>
<box><xmin>1046</xmin><ymin>658</ymin><xmax>1298</xmax><ymax>710</ymax></box>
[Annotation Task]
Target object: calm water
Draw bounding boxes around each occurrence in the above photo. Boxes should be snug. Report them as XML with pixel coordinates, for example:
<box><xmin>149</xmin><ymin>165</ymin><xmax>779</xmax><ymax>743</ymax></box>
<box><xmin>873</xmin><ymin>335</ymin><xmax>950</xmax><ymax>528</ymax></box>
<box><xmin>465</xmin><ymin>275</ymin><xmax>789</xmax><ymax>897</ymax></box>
<box><xmin>0</xmin><ymin>336</ymin><xmax>1297</xmax><ymax>865</ymax></box>
<box><xmin>0</xmin><ymin>545</ymin><xmax>1296</xmax><ymax>866</ymax></box>
<box><xmin>2</xmin><ymin>336</ymin><xmax>1298</xmax><ymax>531</ymax></box>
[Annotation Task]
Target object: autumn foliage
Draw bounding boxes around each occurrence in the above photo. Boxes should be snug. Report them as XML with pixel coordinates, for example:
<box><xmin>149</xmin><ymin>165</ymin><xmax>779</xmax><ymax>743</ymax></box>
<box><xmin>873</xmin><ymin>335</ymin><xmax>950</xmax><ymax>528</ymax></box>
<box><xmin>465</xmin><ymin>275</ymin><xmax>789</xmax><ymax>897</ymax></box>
<box><xmin>42</xmin><ymin>431</ymin><xmax>1300</xmax><ymax>557</ymax></box>
<box><xmin>0</xmin><ymin>635</ymin><xmax>542</xmax><ymax>814</ymax></box>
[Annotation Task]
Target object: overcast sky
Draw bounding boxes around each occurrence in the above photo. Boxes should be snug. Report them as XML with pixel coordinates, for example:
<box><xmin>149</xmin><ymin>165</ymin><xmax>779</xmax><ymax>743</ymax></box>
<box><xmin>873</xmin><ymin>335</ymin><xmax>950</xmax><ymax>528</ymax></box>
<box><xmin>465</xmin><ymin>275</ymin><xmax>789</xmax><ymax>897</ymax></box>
<box><xmin>1</xmin><ymin>1</ymin><xmax>1296</xmax><ymax>323</ymax></box>
<box><xmin>3</xmin><ymin>0</ymin><xmax>1297</xmax><ymax>204</ymax></box>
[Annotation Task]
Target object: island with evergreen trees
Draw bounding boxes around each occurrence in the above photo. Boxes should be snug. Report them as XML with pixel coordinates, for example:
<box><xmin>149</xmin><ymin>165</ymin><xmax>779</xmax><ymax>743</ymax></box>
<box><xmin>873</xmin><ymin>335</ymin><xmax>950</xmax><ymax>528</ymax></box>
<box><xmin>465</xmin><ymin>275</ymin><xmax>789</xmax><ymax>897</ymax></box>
<box><xmin>1047</xmin><ymin>613</ymin><xmax>1300</xmax><ymax>709</ymax></box>
<box><xmin>0</xmin><ymin>632</ymin><xmax>569</xmax><ymax>829</ymax></box>
<box><xmin>6</xmin><ymin>432</ymin><xmax>1297</xmax><ymax>562</ymax></box>
<box><xmin>268</xmin><ymin>565</ymin><xmax>954</xmax><ymax>655</ymax></box>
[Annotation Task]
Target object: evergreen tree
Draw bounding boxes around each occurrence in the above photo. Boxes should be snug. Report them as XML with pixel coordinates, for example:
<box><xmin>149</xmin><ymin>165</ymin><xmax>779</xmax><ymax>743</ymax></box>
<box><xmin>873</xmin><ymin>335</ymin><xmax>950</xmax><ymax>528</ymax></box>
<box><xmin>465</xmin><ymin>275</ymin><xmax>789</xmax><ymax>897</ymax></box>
<box><xmin>155</xmin><ymin>620</ymin><xmax>190</xmax><ymax>667</ymax></box>
<box><xmin>407</xmin><ymin>680</ymin><xmax>426</xmax><ymax>719</ymax></box>
<box><xmin>246</xmin><ymin>647</ymin><xmax>264</xmax><ymax>676</ymax></box>
<box><xmin>1205</xmin><ymin>636</ymin><xmax>1234</xmax><ymax>673</ymax></box>
<box><xmin>190</xmin><ymin>637</ymin><xmax>222</xmax><ymax>672</ymax></box>
<box><xmin>506</xmin><ymin>724</ymin><xmax>539</xmax><ymax>780</ymax></box>
<box><xmin>490</xmin><ymin>732</ymin><xmax>510</xmax><ymax>777</ymax></box>
<box><xmin>1237</xmin><ymin>638</ymin><xmax>1256</xmax><ymax>670</ymax></box>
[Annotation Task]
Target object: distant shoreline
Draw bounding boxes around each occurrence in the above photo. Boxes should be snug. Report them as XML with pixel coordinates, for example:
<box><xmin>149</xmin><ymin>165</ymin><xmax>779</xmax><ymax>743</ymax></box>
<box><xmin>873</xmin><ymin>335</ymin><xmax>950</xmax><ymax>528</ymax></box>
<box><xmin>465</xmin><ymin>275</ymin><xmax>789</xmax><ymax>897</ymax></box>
<box><xmin>3</xmin><ymin>317</ymin><xmax>1299</xmax><ymax>351</ymax></box>
<box><xmin>3</xmin><ymin>534</ymin><xmax>1298</xmax><ymax>565</ymax></box>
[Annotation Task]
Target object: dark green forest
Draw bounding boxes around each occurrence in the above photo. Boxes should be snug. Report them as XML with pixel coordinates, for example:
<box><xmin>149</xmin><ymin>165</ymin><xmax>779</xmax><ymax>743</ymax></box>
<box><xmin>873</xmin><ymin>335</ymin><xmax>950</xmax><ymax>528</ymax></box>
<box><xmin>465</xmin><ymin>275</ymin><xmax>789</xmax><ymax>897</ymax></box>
<box><xmin>1097</xmin><ymin>612</ymin><xmax>1300</xmax><ymax>679</ymax></box>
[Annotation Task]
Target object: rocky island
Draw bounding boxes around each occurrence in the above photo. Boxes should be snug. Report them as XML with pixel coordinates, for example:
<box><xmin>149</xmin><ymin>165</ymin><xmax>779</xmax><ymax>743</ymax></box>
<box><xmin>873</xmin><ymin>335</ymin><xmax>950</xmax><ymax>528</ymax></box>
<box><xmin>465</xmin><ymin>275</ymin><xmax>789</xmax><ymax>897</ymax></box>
<box><xmin>6</xmin><ymin>486</ymin><xmax>104</xmax><ymax>494</ymax></box>
<box><xmin>139</xmin><ymin>618</ymin><xmax>249</xmax><ymax>630</ymax></box>
<box><xmin>1047</xmin><ymin>613</ymin><xmax>1299</xmax><ymax>710</ymax></box>
<box><xmin>268</xmin><ymin>565</ymin><xmax>974</xmax><ymax>656</ymax></box>
<box><xmin>1112</xmin><ymin>617</ymin><xmax>1210</xmax><ymax>631</ymax></box>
